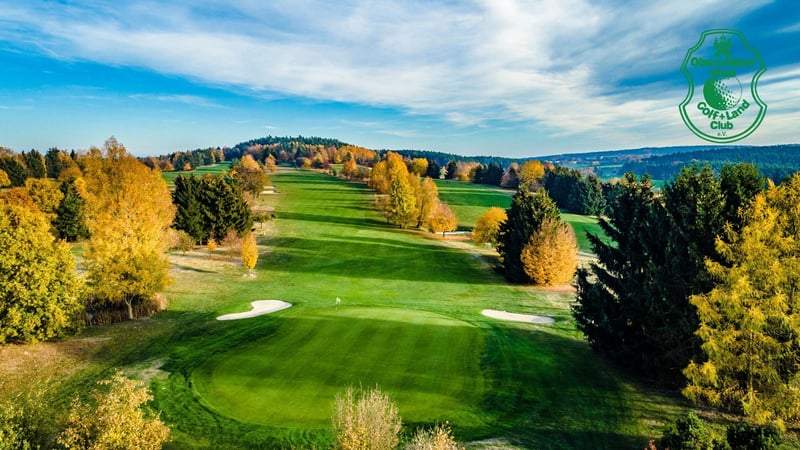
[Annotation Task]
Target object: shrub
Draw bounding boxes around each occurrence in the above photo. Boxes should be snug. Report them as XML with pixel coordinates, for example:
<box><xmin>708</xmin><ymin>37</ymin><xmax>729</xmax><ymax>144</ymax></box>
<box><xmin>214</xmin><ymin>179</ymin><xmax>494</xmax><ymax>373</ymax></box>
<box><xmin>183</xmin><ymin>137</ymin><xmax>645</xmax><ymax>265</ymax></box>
<box><xmin>406</xmin><ymin>422</ymin><xmax>463</xmax><ymax>450</ymax></box>
<box><xmin>661</xmin><ymin>412</ymin><xmax>726</xmax><ymax>450</ymax></box>
<box><xmin>57</xmin><ymin>371</ymin><xmax>170</xmax><ymax>450</ymax></box>
<box><xmin>726</xmin><ymin>422</ymin><xmax>782</xmax><ymax>450</ymax></box>
<box><xmin>332</xmin><ymin>385</ymin><xmax>401</xmax><ymax>450</ymax></box>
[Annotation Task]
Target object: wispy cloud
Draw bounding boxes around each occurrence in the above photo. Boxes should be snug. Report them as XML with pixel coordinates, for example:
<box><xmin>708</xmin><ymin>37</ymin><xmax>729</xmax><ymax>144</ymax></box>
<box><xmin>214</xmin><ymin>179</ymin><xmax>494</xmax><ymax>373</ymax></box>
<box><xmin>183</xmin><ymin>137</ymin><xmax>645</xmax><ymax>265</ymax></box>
<box><xmin>0</xmin><ymin>0</ymin><xmax>795</xmax><ymax>149</ymax></box>
<box><xmin>128</xmin><ymin>94</ymin><xmax>222</xmax><ymax>108</ymax></box>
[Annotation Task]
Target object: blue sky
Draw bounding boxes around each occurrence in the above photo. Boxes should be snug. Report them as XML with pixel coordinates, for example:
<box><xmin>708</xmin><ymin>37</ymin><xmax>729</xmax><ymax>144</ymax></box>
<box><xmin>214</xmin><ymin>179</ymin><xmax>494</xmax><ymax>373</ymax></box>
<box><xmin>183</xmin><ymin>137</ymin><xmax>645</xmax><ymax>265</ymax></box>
<box><xmin>0</xmin><ymin>1</ymin><xmax>798</xmax><ymax>158</ymax></box>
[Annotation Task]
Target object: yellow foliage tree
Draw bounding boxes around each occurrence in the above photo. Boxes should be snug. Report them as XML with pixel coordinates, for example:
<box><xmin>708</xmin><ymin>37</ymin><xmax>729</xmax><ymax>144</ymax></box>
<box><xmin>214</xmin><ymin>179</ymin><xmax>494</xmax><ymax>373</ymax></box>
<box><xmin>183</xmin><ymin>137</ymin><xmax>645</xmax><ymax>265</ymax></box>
<box><xmin>684</xmin><ymin>176</ymin><xmax>800</xmax><ymax>426</ymax></box>
<box><xmin>241</xmin><ymin>231</ymin><xmax>258</xmax><ymax>272</ymax></box>
<box><xmin>429</xmin><ymin>202</ymin><xmax>458</xmax><ymax>236</ymax></box>
<box><xmin>0</xmin><ymin>168</ymin><xmax>10</xmax><ymax>187</ymax></box>
<box><xmin>0</xmin><ymin>202</ymin><xmax>83</xmax><ymax>343</ymax></box>
<box><xmin>517</xmin><ymin>160</ymin><xmax>545</xmax><ymax>190</ymax></box>
<box><xmin>81</xmin><ymin>138</ymin><xmax>176</xmax><ymax>320</ymax></box>
<box><xmin>472</xmin><ymin>207</ymin><xmax>507</xmax><ymax>246</ymax></box>
<box><xmin>520</xmin><ymin>217</ymin><xmax>578</xmax><ymax>285</ymax></box>
<box><xmin>416</xmin><ymin>176</ymin><xmax>439</xmax><ymax>228</ymax></box>
<box><xmin>341</xmin><ymin>156</ymin><xmax>358</xmax><ymax>180</ymax></box>
<box><xmin>57</xmin><ymin>371</ymin><xmax>170</xmax><ymax>450</ymax></box>
<box><xmin>409</xmin><ymin>158</ymin><xmax>429</xmax><ymax>176</ymax></box>
<box><xmin>25</xmin><ymin>178</ymin><xmax>64</xmax><ymax>222</ymax></box>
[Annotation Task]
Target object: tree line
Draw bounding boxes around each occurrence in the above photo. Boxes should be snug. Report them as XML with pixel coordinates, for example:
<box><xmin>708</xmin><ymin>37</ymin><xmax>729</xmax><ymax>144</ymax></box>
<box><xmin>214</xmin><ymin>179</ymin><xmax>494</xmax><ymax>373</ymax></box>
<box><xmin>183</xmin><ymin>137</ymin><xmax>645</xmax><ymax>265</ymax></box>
<box><xmin>573</xmin><ymin>163</ymin><xmax>800</xmax><ymax>428</ymax></box>
<box><xmin>1</xmin><ymin>137</ymin><xmax>264</xmax><ymax>344</ymax></box>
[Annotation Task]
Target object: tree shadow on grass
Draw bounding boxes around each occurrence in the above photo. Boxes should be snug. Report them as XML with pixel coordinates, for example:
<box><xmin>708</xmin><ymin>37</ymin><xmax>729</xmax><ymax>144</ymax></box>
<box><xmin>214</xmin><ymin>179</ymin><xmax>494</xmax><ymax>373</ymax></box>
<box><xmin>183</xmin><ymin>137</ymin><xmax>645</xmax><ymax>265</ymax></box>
<box><xmin>277</xmin><ymin>210</ymin><xmax>388</xmax><ymax>229</ymax></box>
<box><xmin>263</xmin><ymin>234</ymin><xmax>502</xmax><ymax>285</ymax></box>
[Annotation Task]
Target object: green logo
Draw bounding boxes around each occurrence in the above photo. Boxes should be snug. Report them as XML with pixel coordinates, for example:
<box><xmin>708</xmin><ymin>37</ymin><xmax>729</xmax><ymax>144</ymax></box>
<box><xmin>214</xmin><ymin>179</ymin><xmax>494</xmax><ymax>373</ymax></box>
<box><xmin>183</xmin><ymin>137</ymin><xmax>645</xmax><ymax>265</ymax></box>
<box><xmin>679</xmin><ymin>29</ymin><xmax>767</xmax><ymax>143</ymax></box>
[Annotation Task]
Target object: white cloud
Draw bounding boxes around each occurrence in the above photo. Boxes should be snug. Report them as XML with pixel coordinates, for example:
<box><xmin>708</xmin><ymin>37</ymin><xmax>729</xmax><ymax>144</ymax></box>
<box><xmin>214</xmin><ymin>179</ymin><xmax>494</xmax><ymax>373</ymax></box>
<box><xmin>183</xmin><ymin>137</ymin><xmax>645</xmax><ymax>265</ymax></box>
<box><xmin>0</xmin><ymin>0</ymin><xmax>794</xmax><ymax>147</ymax></box>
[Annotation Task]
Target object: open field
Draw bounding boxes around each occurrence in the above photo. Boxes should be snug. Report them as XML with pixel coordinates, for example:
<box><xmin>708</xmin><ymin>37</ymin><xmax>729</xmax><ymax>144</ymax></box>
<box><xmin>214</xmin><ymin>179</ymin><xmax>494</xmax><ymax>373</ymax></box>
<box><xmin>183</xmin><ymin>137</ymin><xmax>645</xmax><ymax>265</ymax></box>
<box><xmin>4</xmin><ymin>168</ymin><xmax>697</xmax><ymax>449</ymax></box>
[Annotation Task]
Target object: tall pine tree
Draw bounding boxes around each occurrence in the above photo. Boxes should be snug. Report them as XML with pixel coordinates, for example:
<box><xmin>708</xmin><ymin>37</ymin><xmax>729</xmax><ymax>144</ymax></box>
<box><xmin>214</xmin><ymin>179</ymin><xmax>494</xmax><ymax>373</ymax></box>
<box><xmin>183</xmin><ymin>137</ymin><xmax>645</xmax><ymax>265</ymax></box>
<box><xmin>496</xmin><ymin>188</ymin><xmax>560</xmax><ymax>283</ymax></box>
<box><xmin>53</xmin><ymin>180</ymin><xmax>89</xmax><ymax>242</ymax></box>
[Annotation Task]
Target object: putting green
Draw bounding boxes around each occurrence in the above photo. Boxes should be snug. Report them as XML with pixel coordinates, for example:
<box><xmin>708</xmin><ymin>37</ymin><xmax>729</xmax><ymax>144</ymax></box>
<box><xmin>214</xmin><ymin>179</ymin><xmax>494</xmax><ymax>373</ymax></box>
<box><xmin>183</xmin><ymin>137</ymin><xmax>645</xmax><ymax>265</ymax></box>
<box><xmin>192</xmin><ymin>307</ymin><xmax>487</xmax><ymax>428</ymax></box>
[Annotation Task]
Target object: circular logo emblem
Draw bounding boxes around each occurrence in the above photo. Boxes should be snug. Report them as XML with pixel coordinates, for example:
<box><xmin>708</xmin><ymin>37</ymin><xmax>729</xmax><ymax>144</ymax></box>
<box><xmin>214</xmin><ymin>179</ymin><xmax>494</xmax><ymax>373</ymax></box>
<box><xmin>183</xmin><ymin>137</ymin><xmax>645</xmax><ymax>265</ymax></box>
<box><xmin>679</xmin><ymin>29</ymin><xmax>767</xmax><ymax>143</ymax></box>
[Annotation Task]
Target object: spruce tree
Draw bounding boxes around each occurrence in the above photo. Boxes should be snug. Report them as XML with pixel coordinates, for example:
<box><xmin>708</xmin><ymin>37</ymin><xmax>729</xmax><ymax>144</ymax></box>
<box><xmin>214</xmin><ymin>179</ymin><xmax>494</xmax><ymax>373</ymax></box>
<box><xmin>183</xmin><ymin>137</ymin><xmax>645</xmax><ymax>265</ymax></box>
<box><xmin>172</xmin><ymin>175</ymin><xmax>207</xmax><ymax>243</ymax></box>
<box><xmin>496</xmin><ymin>188</ymin><xmax>559</xmax><ymax>283</ymax></box>
<box><xmin>53</xmin><ymin>180</ymin><xmax>89</xmax><ymax>242</ymax></box>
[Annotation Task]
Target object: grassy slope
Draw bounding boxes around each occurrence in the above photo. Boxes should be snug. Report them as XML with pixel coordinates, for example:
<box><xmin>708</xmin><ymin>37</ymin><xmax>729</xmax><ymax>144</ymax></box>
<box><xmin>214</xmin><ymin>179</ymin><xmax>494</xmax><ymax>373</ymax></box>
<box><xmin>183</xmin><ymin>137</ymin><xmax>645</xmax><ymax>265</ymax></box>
<box><xmin>157</xmin><ymin>170</ymin><xmax>686</xmax><ymax>448</ymax></box>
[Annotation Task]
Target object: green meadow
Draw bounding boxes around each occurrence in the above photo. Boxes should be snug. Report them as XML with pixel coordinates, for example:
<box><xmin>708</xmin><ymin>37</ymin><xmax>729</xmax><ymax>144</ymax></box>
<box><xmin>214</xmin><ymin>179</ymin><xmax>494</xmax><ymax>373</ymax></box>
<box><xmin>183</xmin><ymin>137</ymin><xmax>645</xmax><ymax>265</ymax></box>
<box><xmin>2</xmin><ymin>168</ymin><xmax>685</xmax><ymax>449</ymax></box>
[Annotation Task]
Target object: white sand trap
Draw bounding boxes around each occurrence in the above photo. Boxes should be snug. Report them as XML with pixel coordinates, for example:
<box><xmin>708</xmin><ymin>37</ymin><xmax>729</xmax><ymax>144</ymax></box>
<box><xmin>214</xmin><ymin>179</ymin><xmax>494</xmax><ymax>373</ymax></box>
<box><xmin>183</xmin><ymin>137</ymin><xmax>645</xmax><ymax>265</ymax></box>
<box><xmin>217</xmin><ymin>300</ymin><xmax>292</xmax><ymax>321</ymax></box>
<box><xmin>481</xmin><ymin>309</ymin><xmax>555</xmax><ymax>324</ymax></box>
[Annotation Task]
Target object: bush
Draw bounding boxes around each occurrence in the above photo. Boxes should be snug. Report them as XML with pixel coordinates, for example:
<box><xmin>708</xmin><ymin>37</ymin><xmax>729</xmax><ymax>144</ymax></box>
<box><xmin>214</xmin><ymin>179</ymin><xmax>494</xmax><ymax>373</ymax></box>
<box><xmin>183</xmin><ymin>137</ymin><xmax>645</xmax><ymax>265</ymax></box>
<box><xmin>726</xmin><ymin>422</ymin><xmax>782</xmax><ymax>450</ymax></box>
<box><xmin>332</xmin><ymin>385</ymin><xmax>401</xmax><ymax>450</ymax></box>
<box><xmin>57</xmin><ymin>371</ymin><xmax>170</xmax><ymax>450</ymax></box>
<box><xmin>661</xmin><ymin>412</ymin><xmax>727</xmax><ymax>450</ymax></box>
<box><xmin>406</xmin><ymin>422</ymin><xmax>463</xmax><ymax>450</ymax></box>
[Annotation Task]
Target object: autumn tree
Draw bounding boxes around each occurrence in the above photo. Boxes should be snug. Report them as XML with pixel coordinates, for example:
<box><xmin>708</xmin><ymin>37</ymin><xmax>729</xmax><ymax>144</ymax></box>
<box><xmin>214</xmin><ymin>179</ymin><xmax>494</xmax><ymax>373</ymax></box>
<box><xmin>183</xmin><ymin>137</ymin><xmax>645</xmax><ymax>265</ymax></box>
<box><xmin>81</xmin><ymin>138</ymin><xmax>176</xmax><ymax>320</ymax></box>
<box><xmin>332</xmin><ymin>386</ymin><xmax>401</xmax><ymax>450</ymax></box>
<box><xmin>0</xmin><ymin>169</ymin><xmax>9</xmax><ymax>187</ymax></box>
<box><xmin>341</xmin><ymin>156</ymin><xmax>358</xmax><ymax>180</ymax></box>
<box><xmin>684</xmin><ymin>176</ymin><xmax>800</xmax><ymax>426</ymax></box>
<box><xmin>231</xmin><ymin>154</ymin><xmax>270</xmax><ymax>198</ymax></box>
<box><xmin>241</xmin><ymin>231</ymin><xmax>258</xmax><ymax>273</ymax></box>
<box><xmin>497</xmin><ymin>189</ymin><xmax>560</xmax><ymax>282</ymax></box>
<box><xmin>520</xmin><ymin>217</ymin><xmax>578</xmax><ymax>285</ymax></box>
<box><xmin>415</xmin><ymin>176</ymin><xmax>439</xmax><ymax>228</ymax></box>
<box><xmin>25</xmin><ymin>178</ymin><xmax>63</xmax><ymax>222</ymax></box>
<box><xmin>472</xmin><ymin>207</ymin><xmax>507</xmax><ymax>246</ymax></box>
<box><xmin>57</xmin><ymin>371</ymin><xmax>170</xmax><ymax>450</ymax></box>
<box><xmin>517</xmin><ymin>160</ymin><xmax>545</xmax><ymax>190</ymax></box>
<box><xmin>53</xmin><ymin>180</ymin><xmax>89</xmax><ymax>242</ymax></box>
<box><xmin>409</xmin><ymin>157</ymin><xmax>429</xmax><ymax>176</ymax></box>
<box><xmin>387</xmin><ymin>174</ymin><xmax>419</xmax><ymax>228</ymax></box>
<box><xmin>0</xmin><ymin>202</ymin><xmax>84</xmax><ymax>343</ymax></box>
<box><xmin>428</xmin><ymin>202</ymin><xmax>458</xmax><ymax>236</ymax></box>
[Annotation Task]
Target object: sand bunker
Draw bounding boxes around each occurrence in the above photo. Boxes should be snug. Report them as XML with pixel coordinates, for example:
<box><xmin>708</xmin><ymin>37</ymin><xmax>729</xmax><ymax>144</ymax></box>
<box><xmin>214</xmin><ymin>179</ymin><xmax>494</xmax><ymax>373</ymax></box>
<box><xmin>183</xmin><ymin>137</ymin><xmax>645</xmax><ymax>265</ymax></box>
<box><xmin>481</xmin><ymin>309</ymin><xmax>555</xmax><ymax>324</ymax></box>
<box><xmin>217</xmin><ymin>300</ymin><xmax>292</xmax><ymax>321</ymax></box>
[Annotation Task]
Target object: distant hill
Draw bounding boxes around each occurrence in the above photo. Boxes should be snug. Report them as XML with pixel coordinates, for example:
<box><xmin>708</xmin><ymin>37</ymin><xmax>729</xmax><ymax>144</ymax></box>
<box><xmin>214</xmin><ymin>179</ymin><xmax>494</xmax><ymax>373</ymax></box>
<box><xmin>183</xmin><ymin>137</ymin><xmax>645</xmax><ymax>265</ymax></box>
<box><xmin>548</xmin><ymin>144</ymin><xmax>800</xmax><ymax>181</ymax></box>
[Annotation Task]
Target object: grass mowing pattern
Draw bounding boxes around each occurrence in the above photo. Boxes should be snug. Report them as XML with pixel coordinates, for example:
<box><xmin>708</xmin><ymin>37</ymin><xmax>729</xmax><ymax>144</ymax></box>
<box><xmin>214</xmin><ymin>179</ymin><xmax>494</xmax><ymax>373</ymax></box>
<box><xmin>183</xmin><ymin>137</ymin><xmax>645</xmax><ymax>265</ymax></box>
<box><xmin>3</xmin><ymin>168</ymin><xmax>697</xmax><ymax>449</ymax></box>
<box><xmin>193</xmin><ymin>307</ymin><xmax>485</xmax><ymax>427</ymax></box>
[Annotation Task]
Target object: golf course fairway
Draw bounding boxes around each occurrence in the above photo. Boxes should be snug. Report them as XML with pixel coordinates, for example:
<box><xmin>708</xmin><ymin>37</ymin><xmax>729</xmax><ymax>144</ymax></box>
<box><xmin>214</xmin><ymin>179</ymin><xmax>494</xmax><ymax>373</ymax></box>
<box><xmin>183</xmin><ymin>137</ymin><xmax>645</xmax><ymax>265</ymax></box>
<box><xmin>192</xmin><ymin>306</ymin><xmax>486</xmax><ymax>427</ymax></box>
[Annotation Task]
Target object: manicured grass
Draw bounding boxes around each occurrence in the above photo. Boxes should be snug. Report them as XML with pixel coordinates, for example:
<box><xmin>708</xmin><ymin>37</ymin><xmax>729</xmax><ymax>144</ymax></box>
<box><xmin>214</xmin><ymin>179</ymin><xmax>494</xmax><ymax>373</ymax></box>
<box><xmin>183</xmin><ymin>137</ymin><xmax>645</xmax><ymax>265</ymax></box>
<box><xmin>161</xmin><ymin>161</ymin><xmax>232</xmax><ymax>187</ymax></box>
<box><xmin>193</xmin><ymin>307</ymin><xmax>486</xmax><ymax>427</ymax></box>
<box><xmin>151</xmin><ymin>170</ymin><xmax>686</xmax><ymax>448</ymax></box>
<box><xmin>434</xmin><ymin>179</ymin><xmax>513</xmax><ymax>229</ymax></box>
<box><xmin>3</xmin><ymin>168</ymin><xmax>699</xmax><ymax>449</ymax></box>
